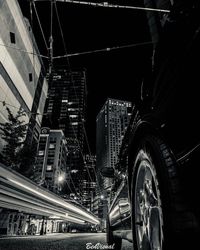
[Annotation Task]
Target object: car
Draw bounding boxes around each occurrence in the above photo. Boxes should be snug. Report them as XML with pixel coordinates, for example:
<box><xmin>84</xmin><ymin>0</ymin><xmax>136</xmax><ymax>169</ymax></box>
<box><xmin>101</xmin><ymin>1</ymin><xmax>200</xmax><ymax>250</ymax></box>
<box><xmin>71</xmin><ymin>229</ymin><xmax>78</xmax><ymax>233</ymax></box>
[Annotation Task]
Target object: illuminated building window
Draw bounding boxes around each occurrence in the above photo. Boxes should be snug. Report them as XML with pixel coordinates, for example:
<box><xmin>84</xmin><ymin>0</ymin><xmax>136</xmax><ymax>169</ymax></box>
<box><xmin>46</xmin><ymin>165</ymin><xmax>53</xmax><ymax>171</ymax></box>
<box><xmin>10</xmin><ymin>32</ymin><xmax>16</xmax><ymax>44</ymax></box>
<box><xmin>49</xmin><ymin>143</ymin><xmax>55</xmax><ymax>149</ymax></box>
<box><xmin>68</xmin><ymin>108</ymin><xmax>78</xmax><ymax>111</ymax></box>
<box><xmin>69</xmin><ymin>115</ymin><xmax>78</xmax><ymax>118</ymax></box>
<box><xmin>38</xmin><ymin>150</ymin><xmax>44</xmax><ymax>156</ymax></box>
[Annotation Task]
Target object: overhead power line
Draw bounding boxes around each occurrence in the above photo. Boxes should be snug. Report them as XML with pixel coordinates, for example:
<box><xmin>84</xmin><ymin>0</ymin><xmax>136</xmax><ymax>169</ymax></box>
<box><xmin>54</xmin><ymin>1</ymin><xmax>71</xmax><ymax>70</ymax></box>
<box><xmin>53</xmin><ymin>41</ymin><xmax>153</xmax><ymax>59</ymax></box>
<box><xmin>34</xmin><ymin>0</ymin><xmax>170</xmax><ymax>13</ymax></box>
<box><xmin>0</xmin><ymin>43</ymin><xmax>48</xmax><ymax>58</ymax></box>
<box><xmin>0</xmin><ymin>40</ymin><xmax>152</xmax><ymax>60</ymax></box>
<box><xmin>32</xmin><ymin>1</ymin><xmax>49</xmax><ymax>51</ymax></box>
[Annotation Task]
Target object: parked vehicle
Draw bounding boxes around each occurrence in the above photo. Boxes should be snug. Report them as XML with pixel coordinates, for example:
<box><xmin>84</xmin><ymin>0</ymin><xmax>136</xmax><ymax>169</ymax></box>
<box><xmin>101</xmin><ymin>1</ymin><xmax>200</xmax><ymax>249</ymax></box>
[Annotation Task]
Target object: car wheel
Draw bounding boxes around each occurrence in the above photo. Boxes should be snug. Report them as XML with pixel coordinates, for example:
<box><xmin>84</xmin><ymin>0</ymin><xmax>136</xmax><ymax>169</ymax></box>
<box><xmin>107</xmin><ymin>219</ymin><xmax>122</xmax><ymax>249</ymax></box>
<box><xmin>130</xmin><ymin>135</ymin><xmax>194</xmax><ymax>250</ymax></box>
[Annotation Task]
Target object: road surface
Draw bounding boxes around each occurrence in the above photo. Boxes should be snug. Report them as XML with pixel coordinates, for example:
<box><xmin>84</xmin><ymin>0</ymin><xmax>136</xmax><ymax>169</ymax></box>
<box><xmin>0</xmin><ymin>233</ymin><xmax>133</xmax><ymax>250</ymax></box>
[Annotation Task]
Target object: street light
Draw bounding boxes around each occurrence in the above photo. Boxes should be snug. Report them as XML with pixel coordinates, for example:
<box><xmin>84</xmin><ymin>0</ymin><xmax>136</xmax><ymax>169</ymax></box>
<box><xmin>100</xmin><ymin>195</ymin><xmax>104</xmax><ymax>200</ymax></box>
<box><xmin>58</xmin><ymin>173</ymin><xmax>65</xmax><ymax>183</ymax></box>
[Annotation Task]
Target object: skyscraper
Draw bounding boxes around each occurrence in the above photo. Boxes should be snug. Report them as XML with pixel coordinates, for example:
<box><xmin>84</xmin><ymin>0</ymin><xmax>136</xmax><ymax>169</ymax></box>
<box><xmin>42</xmin><ymin>67</ymin><xmax>87</xmax><ymax>196</ymax></box>
<box><xmin>81</xmin><ymin>154</ymin><xmax>97</xmax><ymax>211</ymax></box>
<box><xmin>96</xmin><ymin>98</ymin><xmax>132</xmax><ymax>192</ymax></box>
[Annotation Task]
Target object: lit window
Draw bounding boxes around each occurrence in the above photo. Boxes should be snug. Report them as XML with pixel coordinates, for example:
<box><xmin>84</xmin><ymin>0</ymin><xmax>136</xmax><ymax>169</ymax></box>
<box><xmin>71</xmin><ymin>169</ymin><xmax>78</xmax><ymax>173</ymax></box>
<box><xmin>46</xmin><ymin>165</ymin><xmax>53</xmax><ymax>171</ymax></box>
<box><xmin>71</xmin><ymin>122</ymin><xmax>78</xmax><ymax>126</ymax></box>
<box><xmin>62</xmin><ymin>100</ymin><xmax>68</xmax><ymax>103</ymax></box>
<box><xmin>69</xmin><ymin>115</ymin><xmax>78</xmax><ymax>118</ymax></box>
<box><xmin>38</xmin><ymin>151</ymin><xmax>44</xmax><ymax>156</ymax></box>
<box><xmin>49</xmin><ymin>143</ymin><xmax>55</xmax><ymax>149</ymax></box>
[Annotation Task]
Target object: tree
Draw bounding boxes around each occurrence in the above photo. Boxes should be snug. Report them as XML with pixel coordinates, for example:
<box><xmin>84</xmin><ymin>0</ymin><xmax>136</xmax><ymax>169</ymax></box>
<box><xmin>18</xmin><ymin>140</ymin><xmax>38</xmax><ymax>177</ymax></box>
<box><xmin>0</xmin><ymin>106</ymin><xmax>27</xmax><ymax>169</ymax></box>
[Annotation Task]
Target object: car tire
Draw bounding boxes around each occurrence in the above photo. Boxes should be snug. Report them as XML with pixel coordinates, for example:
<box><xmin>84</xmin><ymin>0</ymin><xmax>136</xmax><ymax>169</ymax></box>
<box><xmin>107</xmin><ymin>219</ymin><xmax>122</xmax><ymax>249</ymax></box>
<box><xmin>130</xmin><ymin>135</ymin><xmax>198</xmax><ymax>250</ymax></box>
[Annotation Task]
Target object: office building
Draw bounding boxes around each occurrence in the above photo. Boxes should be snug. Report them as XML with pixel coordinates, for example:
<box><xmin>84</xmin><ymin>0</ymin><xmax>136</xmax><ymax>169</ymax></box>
<box><xmin>81</xmin><ymin>154</ymin><xmax>97</xmax><ymax>211</ymax></box>
<box><xmin>35</xmin><ymin>128</ymin><xmax>68</xmax><ymax>194</ymax></box>
<box><xmin>96</xmin><ymin>98</ymin><xmax>132</xmax><ymax>192</ymax></box>
<box><xmin>42</xmin><ymin>67</ymin><xmax>87</xmax><ymax>196</ymax></box>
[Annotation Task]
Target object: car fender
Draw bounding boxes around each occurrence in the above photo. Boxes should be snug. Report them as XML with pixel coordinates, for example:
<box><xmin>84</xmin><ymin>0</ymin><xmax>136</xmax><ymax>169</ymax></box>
<box><xmin>127</xmin><ymin>113</ymin><xmax>165</xmax><ymax>195</ymax></box>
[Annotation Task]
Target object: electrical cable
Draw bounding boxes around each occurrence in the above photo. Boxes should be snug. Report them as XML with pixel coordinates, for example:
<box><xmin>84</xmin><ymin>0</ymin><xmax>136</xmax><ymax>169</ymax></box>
<box><xmin>0</xmin><ymin>43</ymin><xmax>48</xmax><ymax>58</ymax></box>
<box><xmin>32</xmin><ymin>1</ymin><xmax>49</xmax><ymax>51</ymax></box>
<box><xmin>53</xmin><ymin>41</ymin><xmax>153</xmax><ymax>59</ymax></box>
<box><xmin>54</xmin><ymin>1</ymin><xmax>71</xmax><ymax>70</ymax></box>
<box><xmin>34</xmin><ymin>0</ymin><xmax>170</xmax><ymax>13</ymax></box>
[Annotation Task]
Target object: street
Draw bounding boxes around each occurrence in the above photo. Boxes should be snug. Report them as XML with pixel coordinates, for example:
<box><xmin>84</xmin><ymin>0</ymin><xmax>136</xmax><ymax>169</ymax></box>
<box><xmin>0</xmin><ymin>233</ymin><xmax>133</xmax><ymax>250</ymax></box>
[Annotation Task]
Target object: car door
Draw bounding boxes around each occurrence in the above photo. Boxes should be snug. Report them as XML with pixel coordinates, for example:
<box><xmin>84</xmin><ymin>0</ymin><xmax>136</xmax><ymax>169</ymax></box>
<box><xmin>109</xmin><ymin>177</ymin><xmax>130</xmax><ymax>230</ymax></box>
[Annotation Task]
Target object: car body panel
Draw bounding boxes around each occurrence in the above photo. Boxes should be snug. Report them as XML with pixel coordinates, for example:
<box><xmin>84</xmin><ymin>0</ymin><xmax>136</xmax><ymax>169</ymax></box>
<box><xmin>106</xmin><ymin>1</ymin><xmax>200</xmax><ymax>246</ymax></box>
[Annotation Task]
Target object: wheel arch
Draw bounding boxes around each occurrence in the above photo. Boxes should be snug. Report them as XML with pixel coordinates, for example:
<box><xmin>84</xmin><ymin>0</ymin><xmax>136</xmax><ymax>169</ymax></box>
<box><xmin>126</xmin><ymin>118</ymin><xmax>200</xmax><ymax>243</ymax></box>
<box><xmin>127</xmin><ymin>118</ymin><xmax>163</xmax><ymax>192</ymax></box>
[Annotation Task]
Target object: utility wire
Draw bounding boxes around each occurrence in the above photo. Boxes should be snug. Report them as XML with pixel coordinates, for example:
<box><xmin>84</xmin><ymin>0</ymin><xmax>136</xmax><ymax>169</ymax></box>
<box><xmin>48</xmin><ymin>0</ymin><xmax>54</xmax><ymax>74</ymax></box>
<box><xmin>32</xmin><ymin>1</ymin><xmax>49</xmax><ymax>51</ymax></box>
<box><xmin>53</xmin><ymin>41</ymin><xmax>153</xmax><ymax>59</ymax></box>
<box><xmin>0</xmin><ymin>43</ymin><xmax>48</xmax><ymax>58</ymax></box>
<box><xmin>34</xmin><ymin>0</ymin><xmax>170</xmax><ymax>13</ymax></box>
<box><xmin>54</xmin><ymin>1</ymin><xmax>71</xmax><ymax>70</ymax></box>
<box><xmin>30</xmin><ymin>1</ymin><xmax>36</xmax><ymax>110</ymax></box>
<box><xmin>0</xmin><ymin>41</ymin><xmax>152</xmax><ymax>59</ymax></box>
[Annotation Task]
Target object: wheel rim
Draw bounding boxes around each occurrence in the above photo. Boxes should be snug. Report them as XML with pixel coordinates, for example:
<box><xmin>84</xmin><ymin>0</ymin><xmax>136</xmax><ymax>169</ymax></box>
<box><xmin>134</xmin><ymin>150</ymin><xmax>164</xmax><ymax>250</ymax></box>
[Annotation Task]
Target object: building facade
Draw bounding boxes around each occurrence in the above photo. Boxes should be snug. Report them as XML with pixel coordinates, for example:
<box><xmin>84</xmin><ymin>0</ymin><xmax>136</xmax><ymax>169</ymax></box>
<box><xmin>42</xmin><ymin>67</ymin><xmax>87</xmax><ymax>196</ymax></box>
<box><xmin>96</xmin><ymin>98</ymin><xmax>132</xmax><ymax>193</ymax></box>
<box><xmin>0</xmin><ymin>0</ymin><xmax>48</xmax><ymax>236</ymax></box>
<box><xmin>81</xmin><ymin>154</ymin><xmax>97</xmax><ymax>211</ymax></box>
<box><xmin>35</xmin><ymin>128</ymin><xmax>68</xmax><ymax>194</ymax></box>
<box><xmin>0</xmin><ymin>0</ymin><xmax>48</xmax><ymax>152</ymax></box>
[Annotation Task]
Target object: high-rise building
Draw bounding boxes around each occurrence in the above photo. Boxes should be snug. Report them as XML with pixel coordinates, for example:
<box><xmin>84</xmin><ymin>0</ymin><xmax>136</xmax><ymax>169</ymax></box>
<box><xmin>96</xmin><ymin>98</ymin><xmax>132</xmax><ymax>192</ymax></box>
<box><xmin>0</xmin><ymin>0</ymin><xmax>47</xmax><ymax>155</ymax></box>
<box><xmin>35</xmin><ymin>128</ymin><xmax>68</xmax><ymax>194</ymax></box>
<box><xmin>81</xmin><ymin>154</ymin><xmax>97</xmax><ymax>211</ymax></box>
<box><xmin>42</xmin><ymin>67</ymin><xmax>87</xmax><ymax>196</ymax></box>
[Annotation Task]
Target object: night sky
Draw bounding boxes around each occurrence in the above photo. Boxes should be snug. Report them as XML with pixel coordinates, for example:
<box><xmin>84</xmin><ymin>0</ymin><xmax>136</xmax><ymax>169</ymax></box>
<box><xmin>18</xmin><ymin>0</ymin><xmax>152</xmax><ymax>153</ymax></box>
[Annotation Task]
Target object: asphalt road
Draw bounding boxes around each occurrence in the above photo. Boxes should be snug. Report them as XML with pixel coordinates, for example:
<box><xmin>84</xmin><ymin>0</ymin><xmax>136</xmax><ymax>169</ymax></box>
<box><xmin>0</xmin><ymin>233</ymin><xmax>133</xmax><ymax>250</ymax></box>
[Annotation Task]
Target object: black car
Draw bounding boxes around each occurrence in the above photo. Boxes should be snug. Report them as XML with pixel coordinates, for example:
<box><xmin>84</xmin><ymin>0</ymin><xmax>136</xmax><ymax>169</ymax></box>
<box><xmin>101</xmin><ymin>1</ymin><xmax>200</xmax><ymax>250</ymax></box>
